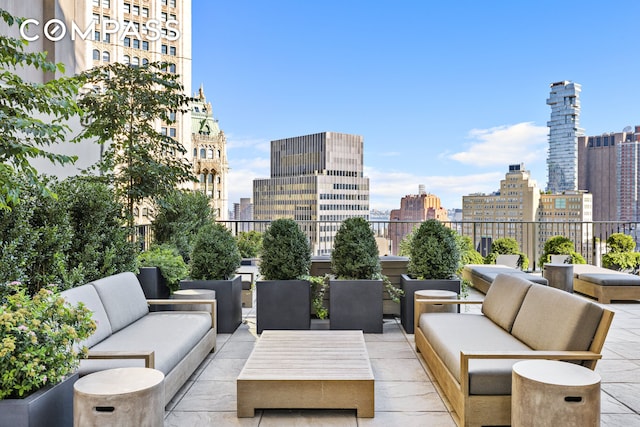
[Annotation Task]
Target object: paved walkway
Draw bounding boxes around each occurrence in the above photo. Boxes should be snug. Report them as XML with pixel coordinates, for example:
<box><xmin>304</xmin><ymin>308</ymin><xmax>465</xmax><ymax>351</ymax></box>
<box><xmin>164</xmin><ymin>289</ymin><xmax>640</xmax><ymax>426</ymax></box>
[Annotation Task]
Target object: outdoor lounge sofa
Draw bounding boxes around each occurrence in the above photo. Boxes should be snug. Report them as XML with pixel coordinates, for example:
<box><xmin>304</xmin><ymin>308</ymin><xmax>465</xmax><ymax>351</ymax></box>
<box><xmin>462</xmin><ymin>264</ymin><xmax>548</xmax><ymax>294</ymax></box>
<box><xmin>572</xmin><ymin>264</ymin><xmax>640</xmax><ymax>303</ymax></box>
<box><xmin>414</xmin><ymin>273</ymin><xmax>614</xmax><ymax>427</ymax></box>
<box><xmin>61</xmin><ymin>272</ymin><xmax>217</xmax><ymax>406</ymax></box>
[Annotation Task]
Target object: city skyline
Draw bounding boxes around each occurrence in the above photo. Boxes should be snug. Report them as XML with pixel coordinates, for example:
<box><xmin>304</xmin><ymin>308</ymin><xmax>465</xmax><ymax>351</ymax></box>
<box><xmin>192</xmin><ymin>1</ymin><xmax>640</xmax><ymax>211</ymax></box>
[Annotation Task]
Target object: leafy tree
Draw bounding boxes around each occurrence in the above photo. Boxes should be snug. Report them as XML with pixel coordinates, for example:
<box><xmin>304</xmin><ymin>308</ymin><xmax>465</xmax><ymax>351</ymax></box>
<box><xmin>236</xmin><ymin>231</ymin><xmax>263</xmax><ymax>259</ymax></box>
<box><xmin>54</xmin><ymin>176</ymin><xmax>138</xmax><ymax>284</ymax></box>
<box><xmin>77</xmin><ymin>61</ymin><xmax>195</xmax><ymax>224</ymax></box>
<box><xmin>457</xmin><ymin>234</ymin><xmax>484</xmax><ymax>269</ymax></box>
<box><xmin>152</xmin><ymin>190</ymin><xmax>214</xmax><ymax>261</ymax></box>
<box><xmin>0</xmin><ymin>9</ymin><xmax>83</xmax><ymax>210</ymax></box>
<box><xmin>538</xmin><ymin>235</ymin><xmax>586</xmax><ymax>267</ymax></box>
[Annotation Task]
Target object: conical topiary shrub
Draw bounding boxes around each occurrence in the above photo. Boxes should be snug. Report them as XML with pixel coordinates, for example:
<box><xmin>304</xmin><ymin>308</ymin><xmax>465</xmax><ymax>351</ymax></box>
<box><xmin>408</xmin><ymin>219</ymin><xmax>460</xmax><ymax>280</ymax></box>
<box><xmin>331</xmin><ymin>217</ymin><xmax>381</xmax><ymax>279</ymax></box>
<box><xmin>259</xmin><ymin>218</ymin><xmax>311</xmax><ymax>280</ymax></box>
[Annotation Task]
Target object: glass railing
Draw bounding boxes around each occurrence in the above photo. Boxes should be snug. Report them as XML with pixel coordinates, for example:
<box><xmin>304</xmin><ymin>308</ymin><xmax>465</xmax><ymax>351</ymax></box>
<box><xmin>135</xmin><ymin>220</ymin><xmax>640</xmax><ymax>271</ymax></box>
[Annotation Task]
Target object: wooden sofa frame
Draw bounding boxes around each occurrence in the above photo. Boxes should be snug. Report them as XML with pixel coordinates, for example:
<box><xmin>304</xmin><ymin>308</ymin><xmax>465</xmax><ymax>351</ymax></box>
<box><xmin>574</xmin><ymin>276</ymin><xmax>640</xmax><ymax>304</ymax></box>
<box><xmin>414</xmin><ymin>297</ymin><xmax>614</xmax><ymax>427</ymax></box>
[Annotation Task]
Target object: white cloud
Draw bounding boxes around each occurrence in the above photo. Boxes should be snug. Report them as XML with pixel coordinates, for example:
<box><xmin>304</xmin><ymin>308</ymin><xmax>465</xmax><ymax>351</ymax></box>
<box><xmin>226</xmin><ymin>134</ymin><xmax>271</xmax><ymax>153</ymax></box>
<box><xmin>449</xmin><ymin>122</ymin><xmax>547</xmax><ymax>167</ymax></box>
<box><xmin>364</xmin><ymin>166</ymin><xmax>503</xmax><ymax>211</ymax></box>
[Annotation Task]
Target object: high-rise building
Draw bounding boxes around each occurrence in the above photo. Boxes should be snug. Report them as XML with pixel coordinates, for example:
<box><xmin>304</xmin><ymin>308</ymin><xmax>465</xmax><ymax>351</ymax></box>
<box><xmin>537</xmin><ymin>191</ymin><xmax>593</xmax><ymax>258</ymax></box>
<box><xmin>253</xmin><ymin>132</ymin><xmax>370</xmax><ymax>255</ymax></box>
<box><xmin>389</xmin><ymin>186</ymin><xmax>449</xmax><ymax>255</ymax></box>
<box><xmin>547</xmin><ymin>81</ymin><xmax>584</xmax><ymax>193</ymax></box>
<box><xmin>191</xmin><ymin>86</ymin><xmax>228</xmax><ymax>220</ymax></box>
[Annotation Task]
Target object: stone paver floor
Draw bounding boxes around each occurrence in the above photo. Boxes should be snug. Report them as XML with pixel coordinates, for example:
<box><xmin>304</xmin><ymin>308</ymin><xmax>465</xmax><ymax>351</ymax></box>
<box><xmin>164</xmin><ymin>289</ymin><xmax>640</xmax><ymax>427</ymax></box>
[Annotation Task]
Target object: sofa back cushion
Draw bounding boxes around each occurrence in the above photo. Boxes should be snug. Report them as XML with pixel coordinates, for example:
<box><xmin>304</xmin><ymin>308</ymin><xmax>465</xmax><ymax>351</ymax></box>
<box><xmin>511</xmin><ymin>285</ymin><xmax>604</xmax><ymax>351</ymax></box>
<box><xmin>90</xmin><ymin>272</ymin><xmax>149</xmax><ymax>334</ymax></box>
<box><xmin>482</xmin><ymin>273</ymin><xmax>533</xmax><ymax>332</ymax></box>
<box><xmin>60</xmin><ymin>284</ymin><xmax>112</xmax><ymax>348</ymax></box>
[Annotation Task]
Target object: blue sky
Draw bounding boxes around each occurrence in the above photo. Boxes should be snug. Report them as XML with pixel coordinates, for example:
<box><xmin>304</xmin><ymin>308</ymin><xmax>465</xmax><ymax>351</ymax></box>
<box><xmin>191</xmin><ymin>1</ymin><xmax>640</xmax><ymax>211</ymax></box>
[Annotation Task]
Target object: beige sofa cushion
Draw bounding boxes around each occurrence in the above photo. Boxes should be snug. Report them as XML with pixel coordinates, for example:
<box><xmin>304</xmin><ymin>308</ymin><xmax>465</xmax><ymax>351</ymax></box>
<box><xmin>90</xmin><ymin>272</ymin><xmax>149</xmax><ymax>334</ymax></box>
<box><xmin>482</xmin><ymin>274</ymin><xmax>533</xmax><ymax>332</ymax></box>
<box><xmin>511</xmin><ymin>285</ymin><xmax>604</xmax><ymax>351</ymax></box>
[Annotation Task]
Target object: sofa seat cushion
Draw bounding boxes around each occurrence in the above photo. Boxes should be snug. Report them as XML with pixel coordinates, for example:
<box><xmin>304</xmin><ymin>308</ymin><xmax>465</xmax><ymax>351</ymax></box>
<box><xmin>466</xmin><ymin>265</ymin><xmax>548</xmax><ymax>286</ymax></box>
<box><xmin>578</xmin><ymin>273</ymin><xmax>640</xmax><ymax>286</ymax></box>
<box><xmin>61</xmin><ymin>284</ymin><xmax>112</xmax><ymax>349</ymax></box>
<box><xmin>90</xmin><ymin>272</ymin><xmax>149</xmax><ymax>333</ymax></box>
<box><xmin>512</xmin><ymin>285</ymin><xmax>604</xmax><ymax>351</ymax></box>
<box><xmin>79</xmin><ymin>311</ymin><xmax>212</xmax><ymax>376</ymax></box>
<box><xmin>419</xmin><ymin>313</ymin><xmax>531</xmax><ymax>395</ymax></box>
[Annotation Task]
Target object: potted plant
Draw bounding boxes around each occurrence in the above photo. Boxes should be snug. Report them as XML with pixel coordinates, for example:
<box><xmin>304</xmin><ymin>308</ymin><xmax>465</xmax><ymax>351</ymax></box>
<box><xmin>602</xmin><ymin>233</ymin><xmax>640</xmax><ymax>273</ymax></box>
<box><xmin>137</xmin><ymin>244</ymin><xmax>189</xmax><ymax>300</ymax></box>
<box><xmin>256</xmin><ymin>219</ymin><xmax>312</xmax><ymax>333</ymax></box>
<box><xmin>484</xmin><ymin>237</ymin><xmax>529</xmax><ymax>270</ymax></box>
<box><xmin>538</xmin><ymin>235</ymin><xmax>586</xmax><ymax>269</ymax></box>
<box><xmin>180</xmin><ymin>222</ymin><xmax>243</xmax><ymax>333</ymax></box>
<box><xmin>0</xmin><ymin>282</ymin><xmax>95</xmax><ymax>427</ymax></box>
<box><xmin>401</xmin><ymin>219</ymin><xmax>461</xmax><ymax>333</ymax></box>
<box><xmin>330</xmin><ymin>217</ymin><xmax>401</xmax><ymax>333</ymax></box>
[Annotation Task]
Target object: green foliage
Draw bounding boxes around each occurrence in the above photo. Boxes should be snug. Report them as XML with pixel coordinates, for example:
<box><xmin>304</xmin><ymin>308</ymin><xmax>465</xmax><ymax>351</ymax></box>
<box><xmin>152</xmin><ymin>190</ymin><xmax>214</xmax><ymax>261</ymax></box>
<box><xmin>331</xmin><ymin>217</ymin><xmax>381</xmax><ymax>279</ymax></box>
<box><xmin>303</xmin><ymin>274</ymin><xmax>329</xmax><ymax>320</ymax></box>
<box><xmin>398</xmin><ymin>228</ymin><xmax>416</xmax><ymax>257</ymax></box>
<box><xmin>484</xmin><ymin>237</ymin><xmax>529</xmax><ymax>270</ymax></box>
<box><xmin>190</xmin><ymin>223</ymin><xmax>241</xmax><ymax>280</ymax></box>
<box><xmin>54</xmin><ymin>176</ymin><xmax>137</xmax><ymax>285</ymax></box>
<box><xmin>457</xmin><ymin>235</ymin><xmax>484</xmax><ymax>268</ymax></box>
<box><xmin>236</xmin><ymin>231</ymin><xmax>263</xmax><ymax>259</ymax></box>
<box><xmin>0</xmin><ymin>176</ymin><xmax>74</xmax><ymax>294</ymax></box>
<box><xmin>0</xmin><ymin>9</ymin><xmax>83</xmax><ymax>210</ymax></box>
<box><xmin>606</xmin><ymin>233</ymin><xmax>636</xmax><ymax>253</ymax></box>
<box><xmin>408</xmin><ymin>220</ymin><xmax>460</xmax><ymax>280</ymax></box>
<box><xmin>259</xmin><ymin>219</ymin><xmax>311</xmax><ymax>280</ymax></box>
<box><xmin>538</xmin><ymin>235</ymin><xmax>586</xmax><ymax>267</ymax></box>
<box><xmin>138</xmin><ymin>244</ymin><xmax>188</xmax><ymax>292</ymax></box>
<box><xmin>602</xmin><ymin>252</ymin><xmax>640</xmax><ymax>273</ymax></box>
<box><xmin>0</xmin><ymin>282</ymin><xmax>95</xmax><ymax>399</ymax></box>
<box><xmin>77</xmin><ymin>62</ymin><xmax>196</xmax><ymax>224</ymax></box>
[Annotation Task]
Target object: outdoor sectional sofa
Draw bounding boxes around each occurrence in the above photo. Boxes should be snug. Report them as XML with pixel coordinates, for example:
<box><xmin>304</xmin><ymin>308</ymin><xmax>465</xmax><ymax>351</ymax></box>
<box><xmin>414</xmin><ymin>273</ymin><xmax>614</xmax><ymax>427</ymax></box>
<box><xmin>462</xmin><ymin>264</ymin><xmax>548</xmax><ymax>294</ymax></box>
<box><xmin>572</xmin><ymin>263</ymin><xmax>640</xmax><ymax>303</ymax></box>
<box><xmin>61</xmin><ymin>272</ymin><xmax>217</xmax><ymax>406</ymax></box>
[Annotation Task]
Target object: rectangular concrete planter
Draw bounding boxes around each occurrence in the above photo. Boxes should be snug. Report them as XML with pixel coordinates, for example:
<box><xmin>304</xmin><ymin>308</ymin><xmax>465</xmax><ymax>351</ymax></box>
<box><xmin>137</xmin><ymin>267</ymin><xmax>171</xmax><ymax>312</ymax></box>
<box><xmin>256</xmin><ymin>280</ymin><xmax>311</xmax><ymax>334</ymax></box>
<box><xmin>0</xmin><ymin>372</ymin><xmax>78</xmax><ymax>427</ymax></box>
<box><xmin>400</xmin><ymin>275</ymin><xmax>461</xmax><ymax>334</ymax></box>
<box><xmin>180</xmin><ymin>276</ymin><xmax>242</xmax><ymax>333</ymax></box>
<box><xmin>329</xmin><ymin>279</ymin><xmax>383</xmax><ymax>333</ymax></box>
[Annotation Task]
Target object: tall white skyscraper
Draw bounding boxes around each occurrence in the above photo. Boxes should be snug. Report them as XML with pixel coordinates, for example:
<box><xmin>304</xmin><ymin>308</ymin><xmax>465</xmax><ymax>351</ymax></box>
<box><xmin>546</xmin><ymin>81</ymin><xmax>584</xmax><ymax>193</ymax></box>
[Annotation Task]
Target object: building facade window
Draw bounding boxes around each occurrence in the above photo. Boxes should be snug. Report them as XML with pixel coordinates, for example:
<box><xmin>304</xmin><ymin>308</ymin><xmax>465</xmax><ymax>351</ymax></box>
<box><xmin>123</xmin><ymin>3</ymin><xmax>130</xmax><ymax>13</ymax></box>
<box><xmin>102</xmin><ymin>51</ymin><xmax>110</xmax><ymax>62</ymax></box>
<box><xmin>92</xmin><ymin>49</ymin><xmax>100</xmax><ymax>60</ymax></box>
<box><xmin>169</xmin><ymin>46</ymin><xmax>176</xmax><ymax>56</ymax></box>
<box><xmin>142</xmin><ymin>41</ymin><xmax>149</xmax><ymax>50</ymax></box>
<box><xmin>123</xmin><ymin>37</ymin><xmax>130</xmax><ymax>47</ymax></box>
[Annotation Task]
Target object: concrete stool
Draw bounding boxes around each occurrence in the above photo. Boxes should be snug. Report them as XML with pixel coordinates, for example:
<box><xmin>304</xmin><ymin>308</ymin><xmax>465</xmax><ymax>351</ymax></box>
<box><xmin>172</xmin><ymin>288</ymin><xmax>216</xmax><ymax>312</ymax></box>
<box><xmin>544</xmin><ymin>263</ymin><xmax>574</xmax><ymax>293</ymax></box>
<box><xmin>512</xmin><ymin>360</ymin><xmax>601</xmax><ymax>427</ymax></box>
<box><xmin>414</xmin><ymin>289</ymin><xmax>458</xmax><ymax>314</ymax></box>
<box><xmin>74</xmin><ymin>367</ymin><xmax>164</xmax><ymax>427</ymax></box>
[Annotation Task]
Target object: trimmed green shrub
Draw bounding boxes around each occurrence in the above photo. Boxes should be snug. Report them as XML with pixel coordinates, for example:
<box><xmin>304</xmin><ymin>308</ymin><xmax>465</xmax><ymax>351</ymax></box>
<box><xmin>603</xmin><ymin>233</ymin><xmax>640</xmax><ymax>272</ymax></box>
<box><xmin>259</xmin><ymin>219</ymin><xmax>311</xmax><ymax>280</ymax></box>
<box><xmin>190</xmin><ymin>222</ymin><xmax>241</xmax><ymax>280</ymax></box>
<box><xmin>538</xmin><ymin>235</ymin><xmax>586</xmax><ymax>267</ymax></box>
<box><xmin>138</xmin><ymin>244</ymin><xmax>188</xmax><ymax>292</ymax></box>
<box><xmin>331</xmin><ymin>217</ymin><xmax>381</xmax><ymax>279</ymax></box>
<box><xmin>237</xmin><ymin>230</ymin><xmax>263</xmax><ymax>259</ymax></box>
<box><xmin>408</xmin><ymin>219</ymin><xmax>460</xmax><ymax>280</ymax></box>
<box><xmin>484</xmin><ymin>237</ymin><xmax>529</xmax><ymax>270</ymax></box>
<box><xmin>457</xmin><ymin>234</ymin><xmax>484</xmax><ymax>268</ymax></box>
<box><xmin>606</xmin><ymin>233</ymin><xmax>636</xmax><ymax>253</ymax></box>
<box><xmin>153</xmin><ymin>190</ymin><xmax>214</xmax><ymax>261</ymax></box>
<box><xmin>55</xmin><ymin>176</ymin><xmax>137</xmax><ymax>286</ymax></box>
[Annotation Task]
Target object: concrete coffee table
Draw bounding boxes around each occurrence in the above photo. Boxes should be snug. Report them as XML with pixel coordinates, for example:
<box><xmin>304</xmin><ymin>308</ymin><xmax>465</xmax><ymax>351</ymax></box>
<box><xmin>237</xmin><ymin>330</ymin><xmax>374</xmax><ymax>417</ymax></box>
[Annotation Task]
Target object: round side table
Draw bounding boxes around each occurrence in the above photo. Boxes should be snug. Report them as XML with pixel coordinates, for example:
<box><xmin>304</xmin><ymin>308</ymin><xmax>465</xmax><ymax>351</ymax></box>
<box><xmin>512</xmin><ymin>360</ymin><xmax>600</xmax><ymax>427</ymax></box>
<box><xmin>414</xmin><ymin>289</ymin><xmax>458</xmax><ymax>314</ymax></box>
<box><xmin>543</xmin><ymin>263</ymin><xmax>574</xmax><ymax>293</ymax></box>
<box><xmin>74</xmin><ymin>367</ymin><xmax>165</xmax><ymax>427</ymax></box>
<box><xmin>172</xmin><ymin>288</ymin><xmax>216</xmax><ymax>312</ymax></box>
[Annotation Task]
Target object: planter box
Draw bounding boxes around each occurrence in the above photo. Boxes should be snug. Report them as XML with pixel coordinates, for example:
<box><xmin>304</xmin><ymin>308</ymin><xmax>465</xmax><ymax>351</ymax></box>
<box><xmin>137</xmin><ymin>267</ymin><xmax>171</xmax><ymax>312</ymax></box>
<box><xmin>329</xmin><ymin>279</ymin><xmax>383</xmax><ymax>333</ymax></box>
<box><xmin>400</xmin><ymin>275</ymin><xmax>461</xmax><ymax>334</ymax></box>
<box><xmin>0</xmin><ymin>372</ymin><xmax>78</xmax><ymax>427</ymax></box>
<box><xmin>311</xmin><ymin>256</ymin><xmax>408</xmax><ymax>317</ymax></box>
<box><xmin>180</xmin><ymin>276</ymin><xmax>242</xmax><ymax>333</ymax></box>
<box><xmin>256</xmin><ymin>280</ymin><xmax>311</xmax><ymax>334</ymax></box>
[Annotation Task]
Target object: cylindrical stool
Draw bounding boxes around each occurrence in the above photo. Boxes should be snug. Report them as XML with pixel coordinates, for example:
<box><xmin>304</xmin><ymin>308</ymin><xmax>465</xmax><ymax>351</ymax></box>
<box><xmin>172</xmin><ymin>288</ymin><xmax>216</xmax><ymax>312</ymax></box>
<box><xmin>74</xmin><ymin>367</ymin><xmax>165</xmax><ymax>427</ymax></box>
<box><xmin>543</xmin><ymin>263</ymin><xmax>574</xmax><ymax>293</ymax></box>
<box><xmin>512</xmin><ymin>360</ymin><xmax>601</xmax><ymax>427</ymax></box>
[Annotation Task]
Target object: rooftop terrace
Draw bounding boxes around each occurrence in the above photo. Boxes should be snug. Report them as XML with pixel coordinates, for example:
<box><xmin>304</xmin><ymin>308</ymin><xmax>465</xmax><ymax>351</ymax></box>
<box><xmin>163</xmin><ymin>287</ymin><xmax>640</xmax><ymax>426</ymax></box>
